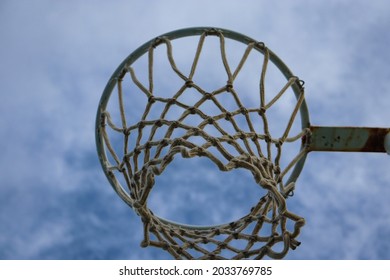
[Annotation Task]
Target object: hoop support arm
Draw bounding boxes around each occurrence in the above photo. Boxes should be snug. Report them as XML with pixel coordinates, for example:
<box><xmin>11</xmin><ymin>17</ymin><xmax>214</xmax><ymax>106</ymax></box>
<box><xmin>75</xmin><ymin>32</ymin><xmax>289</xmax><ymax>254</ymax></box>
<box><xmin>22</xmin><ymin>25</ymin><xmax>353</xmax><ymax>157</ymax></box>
<box><xmin>307</xmin><ymin>126</ymin><xmax>390</xmax><ymax>154</ymax></box>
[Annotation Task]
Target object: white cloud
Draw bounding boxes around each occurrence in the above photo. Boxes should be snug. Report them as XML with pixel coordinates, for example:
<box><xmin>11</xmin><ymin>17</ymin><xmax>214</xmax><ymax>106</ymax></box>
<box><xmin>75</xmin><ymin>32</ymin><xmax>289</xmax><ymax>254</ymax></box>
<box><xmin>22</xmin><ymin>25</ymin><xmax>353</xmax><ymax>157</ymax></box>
<box><xmin>1</xmin><ymin>0</ymin><xmax>390</xmax><ymax>259</ymax></box>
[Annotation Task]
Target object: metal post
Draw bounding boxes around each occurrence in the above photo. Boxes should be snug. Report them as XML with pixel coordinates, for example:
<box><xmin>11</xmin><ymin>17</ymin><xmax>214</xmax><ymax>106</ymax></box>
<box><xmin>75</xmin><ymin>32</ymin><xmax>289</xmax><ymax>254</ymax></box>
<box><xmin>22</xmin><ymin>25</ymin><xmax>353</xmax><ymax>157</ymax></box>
<box><xmin>307</xmin><ymin>126</ymin><xmax>390</xmax><ymax>153</ymax></box>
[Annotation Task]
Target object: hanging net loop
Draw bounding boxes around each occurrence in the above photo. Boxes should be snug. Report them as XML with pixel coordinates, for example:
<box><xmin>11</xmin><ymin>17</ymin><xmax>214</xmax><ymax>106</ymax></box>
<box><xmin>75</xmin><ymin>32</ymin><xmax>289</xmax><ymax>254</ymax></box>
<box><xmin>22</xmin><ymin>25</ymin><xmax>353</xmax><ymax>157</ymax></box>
<box><xmin>96</xmin><ymin>27</ymin><xmax>311</xmax><ymax>259</ymax></box>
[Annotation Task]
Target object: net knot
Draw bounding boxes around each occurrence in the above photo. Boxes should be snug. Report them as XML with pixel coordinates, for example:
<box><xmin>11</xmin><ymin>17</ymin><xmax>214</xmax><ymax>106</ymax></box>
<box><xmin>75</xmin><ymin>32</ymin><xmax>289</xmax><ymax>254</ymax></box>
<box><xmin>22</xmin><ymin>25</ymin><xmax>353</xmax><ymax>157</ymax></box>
<box><xmin>240</xmin><ymin>107</ymin><xmax>248</xmax><ymax>115</ymax></box>
<box><xmin>138</xmin><ymin>121</ymin><xmax>146</xmax><ymax>129</ymax></box>
<box><xmin>100</xmin><ymin>113</ymin><xmax>107</xmax><ymax>127</ymax></box>
<box><xmin>185</xmin><ymin>80</ymin><xmax>194</xmax><ymax>88</ymax></box>
<box><xmin>171</xmin><ymin>121</ymin><xmax>180</xmax><ymax>128</ymax></box>
<box><xmin>207</xmin><ymin>117</ymin><xmax>214</xmax><ymax>124</ymax></box>
<box><xmin>217</xmin><ymin>241</ymin><xmax>227</xmax><ymax>249</ymax></box>
<box><xmin>145</xmin><ymin>142</ymin><xmax>152</xmax><ymax>149</ymax></box>
<box><xmin>133</xmin><ymin>147</ymin><xmax>141</xmax><ymax>155</ymax></box>
<box><xmin>204</xmin><ymin>93</ymin><xmax>213</xmax><ymax>100</ymax></box>
<box><xmin>186</xmin><ymin>241</ymin><xmax>196</xmax><ymax>249</ymax></box>
<box><xmin>229</xmin><ymin>221</ymin><xmax>238</xmax><ymax>229</ymax></box>
<box><xmin>301</xmin><ymin>128</ymin><xmax>312</xmax><ymax>148</ymax></box>
<box><xmin>236</xmin><ymin>132</ymin><xmax>245</xmax><ymax>140</ymax></box>
<box><xmin>188</xmin><ymin>106</ymin><xmax>197</xmax><ymax>114</ymax></box>
<box><xmin>245</xmin><ymin>215</ymin><xmax>254</xmax><ymax>223</ymax></box>
<box><xmin>205</xmin><ymin>28</ymin><xmax>220</xmax><ymax>36</ymax></box>
<box><xmin>249</xmin><ymin>235</ymin><xmax>258</xmax><ymax>242</ymax></box>
<box><xmin>155</xmin><ymin>120</ymin><xmax>163</xmax><ymax>127</ymax></box>
<box><xmin>207</xmin><ymin>253</ymin><xmax>217</xmax><ymax>260</ymax></box>
<box><xmin>264</xmin><ymin>135</ymin><xmax>272</xmax><ymax>143</ymax></box>
<box><xmin>190</xmin><ymin>127</ymin><xmax>201</xmax><ymax>136</ymax></box>
<box><xmin>167</xmin><ymin>98</ymin><xmax>176</xmax><ymax>105</ymax></box>
<box><xmin>208</xmin><ymin>137</ymin><xmax>218</xmax><ymax>146</ymax></box>
<box><xmin>239</xmin><ymin>250</ymin><xmax>250</xmax><ymax>259</ymax></box>
<box><xmin>255</xmin><ymin>41</ymin><xmax>266</xmax><ymax>50</ymax></box>
<box><xmin>160</xmin><ymin>138</ymin><xmax>170</xmax><ymax>147</ymax></box>
<box><xmin>152</xmin><ymin>37</ymin><xmax>165</xmax><ymax>48</ymax></box>
<box><xmin>148</xmin><ymin>95</ymin><xmax>156</xmax><ymax>104</ymax></box>
<box><xmin>176</xmin><ymin>247</ymin><xmax>184</xmax><ymax>254</ymax></box>
<box><xmin>226</xmin><ymin>81</ymin><xmax>233</xmax><ymax>92</ymax></box>
<box><xmin>124</xmin><ymin>127</ymin><xmax>131</xmax><ymax>136</ymax></box>
<box><xmin>224</xmin><ymin>112</ymin><xmax>232</xmax><ymax>121</ymax></box>
<box><xmin>276</xmin><ymin>139</ymin><xmax>284</xmax><ymax>148</ymax></box>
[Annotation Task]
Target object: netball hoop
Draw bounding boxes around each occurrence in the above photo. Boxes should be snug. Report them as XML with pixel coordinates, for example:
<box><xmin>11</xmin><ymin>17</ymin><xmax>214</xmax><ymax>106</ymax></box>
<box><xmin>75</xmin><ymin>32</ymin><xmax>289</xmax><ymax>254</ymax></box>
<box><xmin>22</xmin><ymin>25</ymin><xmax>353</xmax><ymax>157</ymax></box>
<box><xmin>96</xmin><ymin>27</ymin><xmax>389</xmax><ymax>259</ymax></box>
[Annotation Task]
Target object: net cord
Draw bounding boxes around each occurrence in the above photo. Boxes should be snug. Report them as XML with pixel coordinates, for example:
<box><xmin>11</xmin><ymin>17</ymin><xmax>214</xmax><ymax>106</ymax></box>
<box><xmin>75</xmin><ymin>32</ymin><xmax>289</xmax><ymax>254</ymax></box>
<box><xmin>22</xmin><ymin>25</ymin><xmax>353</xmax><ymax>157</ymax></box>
<box><xmin>96</xmin><ymin>27</ymin><xmax>311</xmax><ymax>259</ymax></box>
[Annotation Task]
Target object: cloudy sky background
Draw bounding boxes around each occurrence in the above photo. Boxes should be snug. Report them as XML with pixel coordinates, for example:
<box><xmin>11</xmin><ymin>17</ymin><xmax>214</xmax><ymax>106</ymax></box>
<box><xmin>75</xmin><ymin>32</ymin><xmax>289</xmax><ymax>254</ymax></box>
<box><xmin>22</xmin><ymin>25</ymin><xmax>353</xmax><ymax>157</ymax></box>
<box><xmin>1</xmin><ymin>0</ymin><xmax>390</xmax><ymax>259</ymax></box>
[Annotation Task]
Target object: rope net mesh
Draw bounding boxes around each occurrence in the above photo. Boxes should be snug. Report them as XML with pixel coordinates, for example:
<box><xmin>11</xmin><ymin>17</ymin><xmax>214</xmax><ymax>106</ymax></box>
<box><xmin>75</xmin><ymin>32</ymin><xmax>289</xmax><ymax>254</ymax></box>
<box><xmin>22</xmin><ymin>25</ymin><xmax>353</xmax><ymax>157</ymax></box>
<box><xmin>99</xmin><ymin>29</ymin><xmax>309</xmax><ymax>259</ymax></box>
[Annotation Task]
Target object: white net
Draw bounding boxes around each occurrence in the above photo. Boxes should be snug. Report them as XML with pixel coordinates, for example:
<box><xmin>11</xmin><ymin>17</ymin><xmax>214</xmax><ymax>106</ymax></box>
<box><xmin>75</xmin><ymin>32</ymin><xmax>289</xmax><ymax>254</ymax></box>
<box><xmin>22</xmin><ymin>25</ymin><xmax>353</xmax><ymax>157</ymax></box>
<box><xmin>97</xmin><ymin>28</ymin><xmax>310</xmax><ymax>259</ymax></box>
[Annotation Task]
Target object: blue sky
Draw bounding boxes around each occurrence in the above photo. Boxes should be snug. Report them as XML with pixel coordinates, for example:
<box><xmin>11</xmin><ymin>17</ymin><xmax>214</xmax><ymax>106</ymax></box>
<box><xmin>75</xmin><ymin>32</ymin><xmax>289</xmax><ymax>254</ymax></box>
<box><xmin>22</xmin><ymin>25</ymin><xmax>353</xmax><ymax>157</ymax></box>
<box><xmin>1</xmin><ymin>0</ymin><xmax>390</xmax><ymax>259</ymax></box>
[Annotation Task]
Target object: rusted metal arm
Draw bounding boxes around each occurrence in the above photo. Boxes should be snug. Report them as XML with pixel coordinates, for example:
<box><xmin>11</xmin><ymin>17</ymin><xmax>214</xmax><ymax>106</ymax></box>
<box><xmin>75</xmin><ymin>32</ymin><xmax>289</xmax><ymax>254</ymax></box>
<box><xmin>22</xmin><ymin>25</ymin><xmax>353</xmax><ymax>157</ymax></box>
<box><xmin>307</xmin><ymin>126</ymin><xmax>390</xmax><ymax>153</ymax></box>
